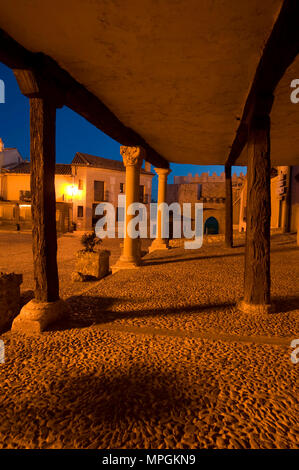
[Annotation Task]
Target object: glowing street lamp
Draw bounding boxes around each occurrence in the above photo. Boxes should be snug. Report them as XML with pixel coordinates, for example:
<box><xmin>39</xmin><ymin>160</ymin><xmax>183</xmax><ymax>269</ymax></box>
<box><xmin>66</xmin><ymin>184</ymin><xmax>79</xmax><ymax>198</ymax></box>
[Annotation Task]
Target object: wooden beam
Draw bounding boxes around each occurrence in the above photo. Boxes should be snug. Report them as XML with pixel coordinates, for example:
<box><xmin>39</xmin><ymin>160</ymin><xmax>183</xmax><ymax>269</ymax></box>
<box><xmin>30</xmin><ymin>96</ymin><xmax>59</xmax><ymax>302</ymax></box>
<box><xmin>242</xmin><ymin>114</ymin><xmax>271</xmax><ymax>311</ymax></box>
<box><xmin>226</xmin><ymin>0</ymin><xmax>299</xmax><ymax>166</ymax></box>
<box><xmin>0</xmin><ymin>29</ymin><xmax>169</xmax><ymax>169</ymax></box>
<box><xmin>225</xmin><ymin>164</ymin><xmax>233</xmax><ymax>248</ymax></box>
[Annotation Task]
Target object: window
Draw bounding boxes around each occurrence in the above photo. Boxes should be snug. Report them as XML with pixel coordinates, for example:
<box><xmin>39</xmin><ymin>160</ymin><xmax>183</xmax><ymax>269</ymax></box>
<box><xmin>197</xmin><ymin>184</ymin><xmax>202</xmax><ymax>200</ymax></box>
<box><xmin>139</xmin><ymin>185</ymin><xmax>144</xmax><ymax>203</ymax></box>
<box><xmin>19</xmin><ymin>190</ymin><xmax>31</xmax><ymax>202</ymax></box>
<box><xmin>77</xmin><ymin>206</ymin><xmax>83</xmax><ymax>218</ymax></box>
<box><xmin>94</xmin><ymin>181</ymin><xmax>104</xmax><ymax>201</ymax></box>
<box><xmin>78</xmin><ymin>179</ymin><xmax>83</xmax><ymax>190</ymax></box>
<box><xmin>120</xmin><ymin>182</ymin><xmax>125</xmax><ymax>193</ymax></box>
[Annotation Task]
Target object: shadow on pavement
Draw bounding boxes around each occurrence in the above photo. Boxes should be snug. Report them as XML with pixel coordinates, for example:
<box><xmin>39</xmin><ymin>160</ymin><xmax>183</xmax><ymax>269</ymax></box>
<box><xmin>50</xmin><ymin>298</ymin><xmax>236</xmax><ymax>331</ymax></box>
<box><xmin>5</xmin><ymin>369</ymin><xmax>220</xmax><ymax>448</ymax></box>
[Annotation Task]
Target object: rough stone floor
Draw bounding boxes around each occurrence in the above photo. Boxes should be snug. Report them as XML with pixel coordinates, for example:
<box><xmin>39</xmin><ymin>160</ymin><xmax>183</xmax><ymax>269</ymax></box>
<box><xmin>0</xmin><ymin>232</ymin><xmax>298</xmax><ymax>449</ymax></box>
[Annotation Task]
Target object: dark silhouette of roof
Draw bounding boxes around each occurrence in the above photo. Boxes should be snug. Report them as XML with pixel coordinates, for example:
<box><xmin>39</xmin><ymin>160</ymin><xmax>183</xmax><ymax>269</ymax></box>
<box><xmin>2</xmin><ymin>162</ymin><xmax>72</xmax><ymax>175</ymax></box>
<box><xmin>72</xmin><ymin>152</ymin><xmax>153</xmax><ymax>174</ymax></box>
<box><xmin>2</xmin><ymin>153</ymin><xmax>153</xmax><ymax>176</ymax></box>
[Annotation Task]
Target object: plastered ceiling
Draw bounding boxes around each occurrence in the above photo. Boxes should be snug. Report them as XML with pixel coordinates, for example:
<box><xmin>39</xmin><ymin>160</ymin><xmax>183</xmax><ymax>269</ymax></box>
<box><xmin>0</xmin><ymin>0</ymin><xmax>298</xmax><ymax>166</ymax></box>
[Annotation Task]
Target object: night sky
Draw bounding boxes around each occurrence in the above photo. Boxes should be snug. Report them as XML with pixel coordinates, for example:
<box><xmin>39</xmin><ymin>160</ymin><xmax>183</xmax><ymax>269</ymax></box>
<box><xmin>0</xmin><ymin>62</ymin><xmax>246</xmax><ymax>197</ymax></box>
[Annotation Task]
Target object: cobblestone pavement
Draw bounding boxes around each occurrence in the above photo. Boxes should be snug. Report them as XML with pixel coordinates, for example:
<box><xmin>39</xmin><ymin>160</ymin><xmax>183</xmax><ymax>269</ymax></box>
<box><xmin>0</xmin><ymin>231</ymin><xmax>124</xmax><ymax>299</ymax></box>
<box><xmin>0</xmin><ymin>233</ymin><xmax>298</xmax><ymax>449</ymax></box>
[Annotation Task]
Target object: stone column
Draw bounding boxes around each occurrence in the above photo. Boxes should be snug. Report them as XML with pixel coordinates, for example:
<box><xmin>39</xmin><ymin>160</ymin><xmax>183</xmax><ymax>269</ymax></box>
<box><xmin>11</xmin><ymin>69</ymin><xmax>68</xmax><ymax>334</ymax></box>
<box><xmin>281</xmin><ymin>167</ymin><xmax>291</xmax><ymax>233</ymax></box>
<box><xmin>239</xmin><ymin>113</ymin><xmax>271</xmax><ymax>314</ymax></box>
<box><xmin>149</xmin><ymin>168</ymin><xmax>171</xmax><ymax>253</ymax></box>
<box><xmin>112</xmin><ymin>146</ymin><xmax>144</xmax><ymax>272</ymax></box>
<box><xmin>225</xmin><ymin>164</ymin><xmax>233</xmax><ymax>247</ymax></box>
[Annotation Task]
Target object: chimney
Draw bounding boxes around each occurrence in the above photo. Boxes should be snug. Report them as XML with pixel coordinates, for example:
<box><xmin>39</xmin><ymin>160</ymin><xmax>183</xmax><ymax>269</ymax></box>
<box><xmin>144</xmin><ymin>161</ymin><xmax>151</xmax><ymax>172</ymax></box>
<box><xmin>0</xmin><ymin>138</ymin><xmax>4</xmax><ymax>153</ymax></box>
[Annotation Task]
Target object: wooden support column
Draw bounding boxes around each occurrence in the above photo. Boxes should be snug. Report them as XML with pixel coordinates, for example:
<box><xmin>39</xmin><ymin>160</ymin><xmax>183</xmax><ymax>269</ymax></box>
<box><xmin>12</xmin><ymin>69</ymin><xmax>68</xmax><ymax>334</ymax></box>
<box><xmin>239</xmin><ymin>113</ymin><xmax>271</xmax><ymax>314</ymax></box>
<box><xmin>225</xmin><ymin>164</ymin><xmax>233</xmax><ymax>248</ymax></box>
<box><xmin>30</xmin><ymin>97</ymin><xmax>59</xmax><ymax>302</ymax></box>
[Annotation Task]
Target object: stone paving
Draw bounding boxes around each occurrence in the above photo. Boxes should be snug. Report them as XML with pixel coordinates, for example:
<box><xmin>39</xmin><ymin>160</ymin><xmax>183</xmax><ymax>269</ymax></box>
<box><xmin>0</xmin><ymin>232</ymin><xmax>298</xmax><ymax>449</ymax></box>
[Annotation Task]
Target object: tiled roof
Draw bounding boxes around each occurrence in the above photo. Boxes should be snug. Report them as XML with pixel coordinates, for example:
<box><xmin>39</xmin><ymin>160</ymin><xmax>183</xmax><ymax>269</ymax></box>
<box><xmin>72</xmin><ymin>152</ymin><xmax>153</xmax><ymax>174</ymax></box>
<box><xmin>2</xmin><ymin>154</ymin><xmax>153</xmax><ymax>176</ymax></box>
<box><xmin>73</xmin><ymin>152</ymin><xmax>125</xmax><ymax>170</ymax></box>
<box><xmin>1</xmin><ymin>162</ymin><xmax>72</xmax><ymax>175</ymax></box>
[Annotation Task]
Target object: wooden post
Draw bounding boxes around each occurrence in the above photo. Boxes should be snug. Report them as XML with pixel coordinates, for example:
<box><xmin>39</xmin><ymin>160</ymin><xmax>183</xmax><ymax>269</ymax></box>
<box><xmin>225</xmin><ymin>164</ymin><xmax>233</xmax><ymax>247</ymax></box>
<box><xmin>30</xmin><ymin>97</ymin><xmax>59</xmax><ymax>302</ymax></box>
<box><xmin>11</xmin><ymin>69</ymin><xmax>68</xmax><ymax>334</ymax></box>
<box><xmin>241</xmin><ymin>114</ymin><xmax>271</xmax><ymax>313</ymax></box>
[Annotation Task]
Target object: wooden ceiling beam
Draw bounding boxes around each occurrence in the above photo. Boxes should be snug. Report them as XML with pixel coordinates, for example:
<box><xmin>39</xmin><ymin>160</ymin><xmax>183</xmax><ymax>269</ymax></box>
<box><xmin>226</xmin><ymin>0</ymin><xmax>299</xmax><ymax>167</ymax></box>
<box><xmin>0</xmin><ymin>29</ymin><xmax>169</xmax><ymax>169</ymax></box>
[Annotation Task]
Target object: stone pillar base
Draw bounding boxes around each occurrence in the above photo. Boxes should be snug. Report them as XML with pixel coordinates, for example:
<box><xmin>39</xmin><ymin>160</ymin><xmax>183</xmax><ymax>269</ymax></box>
<box><xmin>148</xmin><ymin>239</ymin><xmax>169</xmax><ymax>253</ymax></box>
<box><xmin>11</xmin><ymin>299</ymin><xmax>70</xmax><ymax>334</ymax></box>
<box><xmin>111</xmin><ymin>256</ymin><xmax>141</xmax><ymax>274</ymax></box>
<box><xmin>237</xmin><ymin>300</ymin><xmax>273</xmax><ymax>315</ymax></box>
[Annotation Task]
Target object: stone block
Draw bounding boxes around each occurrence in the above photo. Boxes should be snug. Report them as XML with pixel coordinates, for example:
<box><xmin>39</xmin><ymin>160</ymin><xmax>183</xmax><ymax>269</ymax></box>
<box><xmin>11</xmin><ymin>298</ymin><xmax>70</xmax><ymax>334</ymax></box>
<box><xmin>237</xmin><ymin>300</ymin><xmax>273</xmax><ymax>314</ymax></box>
<box><xmin>0</xmin><ymin>272</ymin><xmax>22</xmax><ymax>332</ymax></box>
<box><xmin>74</xmin><ymin>250</ymin><xmax>110</xmax><ymax>280</ymax></box>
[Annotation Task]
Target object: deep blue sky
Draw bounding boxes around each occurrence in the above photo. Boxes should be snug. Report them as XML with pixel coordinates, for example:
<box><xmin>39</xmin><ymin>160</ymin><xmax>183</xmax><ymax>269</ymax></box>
<box><xmin>0</xmin><ymin>62</ymin><xmax>246</xmax><ymax>196</ymax></box>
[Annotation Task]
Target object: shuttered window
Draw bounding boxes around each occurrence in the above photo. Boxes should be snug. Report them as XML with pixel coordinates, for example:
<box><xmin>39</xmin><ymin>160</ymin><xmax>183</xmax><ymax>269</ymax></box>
<box><xmin>94</xmin><ymin>181</ymin><xmax>104</xmax><ymax>201</ymax></box>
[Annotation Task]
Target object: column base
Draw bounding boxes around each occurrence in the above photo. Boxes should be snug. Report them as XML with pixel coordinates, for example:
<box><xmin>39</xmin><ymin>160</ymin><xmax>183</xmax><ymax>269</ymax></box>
<box><xmin>237</xmin><ymin>300</ymin><xmax>273</xmax><ymax>315</ymax></box>
<box><xmin>11</xmin><ymin>298</ymin><xmax>70</xmax><ymax>334</ymax></box>
<box><xmin>148</xmin><ymin>239</ymin><xmax>169</xmax><ymax>253</ymax></box>
<box><xmin>111</xmin><ymin>256</ymin><xmax>141</xmax><ymax>274</ymax></box>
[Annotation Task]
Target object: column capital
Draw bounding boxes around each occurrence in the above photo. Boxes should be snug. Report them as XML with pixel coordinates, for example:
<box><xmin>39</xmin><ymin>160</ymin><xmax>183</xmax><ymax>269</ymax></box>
<box><xmin>120</xmin><ymin>146</ymin><xmax>145</xmax><ymax>168</ymax></box>
<box><xmin>154</xmin><ymin>167</ymin><xmax>171</xmax><ymax>177</ymax></box>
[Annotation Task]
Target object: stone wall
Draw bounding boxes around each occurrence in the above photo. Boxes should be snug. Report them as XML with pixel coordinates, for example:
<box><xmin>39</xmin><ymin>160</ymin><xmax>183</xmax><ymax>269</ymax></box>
<box><xmin>167</xmin><ymin>180</ymin><xmax>243</xmax><ymax>234</ymax></box>
<box><xmin>0</xmin><ymin>273</ymin><xmax>22</xmax><ymax>332</ymax></box>
<box><xmin>173</xmin><ymin>171</ymin><xmax>245</xmax><ymax>184</ymax></box>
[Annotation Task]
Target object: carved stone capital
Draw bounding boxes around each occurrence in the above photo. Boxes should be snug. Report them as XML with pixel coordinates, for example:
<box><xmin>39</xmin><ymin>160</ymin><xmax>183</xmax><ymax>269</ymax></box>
<box><xmin>120</xmin><ymin>146</ymin><xmax>145</xmax><ymax>168</ymax></box>
<box><xmin>154</xmin><ymin>168</ymin><xmax>171</xmax><ymax>178</ymax></box>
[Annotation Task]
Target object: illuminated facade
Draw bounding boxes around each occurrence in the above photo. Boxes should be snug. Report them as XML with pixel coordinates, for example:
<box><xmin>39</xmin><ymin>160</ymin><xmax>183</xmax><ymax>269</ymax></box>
<box><xmin>0</xmin><ymin>152</ymin><xmax>153</xmax><ymax>232</ymax></box>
